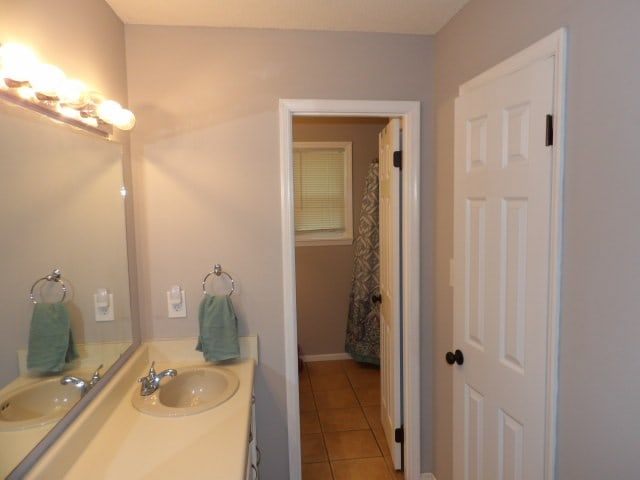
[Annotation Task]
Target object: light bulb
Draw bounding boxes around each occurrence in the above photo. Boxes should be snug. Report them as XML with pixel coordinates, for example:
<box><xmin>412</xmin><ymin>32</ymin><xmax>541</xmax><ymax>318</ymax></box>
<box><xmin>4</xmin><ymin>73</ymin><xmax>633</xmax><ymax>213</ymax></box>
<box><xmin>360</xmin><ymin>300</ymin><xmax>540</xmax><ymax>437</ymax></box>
<box><xmin>0</xmin><ymin>43</ymin><xmax>39</xmax><ymax>83</ymax></box>
<box><xmin>96</xmin><ymin>99</ymin><xmax>121</xmax><ymax>124</ymax></box>
<box><xmin>17</xmin><ymin>86</ymin><xmax>35</xmax><ymax>100</ymax></box>
<box><xmin>79</xmin><ymin>91</ymin><xmax>104</xmax><ymax>118</ymax></box>
<box><xmin>30</xmin><ymin>63</ymin><xmax>66</xmax><ymax>98</ymax></box>
<box><xmin>58</xmin><ymin>79</ymin><xmax>88</xmax><ymax>107</ymax></box>
<box><xmin>113</xmin><ymin>108</ymin><xmax>136</xmax><ymax>130</ymax></box>
<box><xmin>88</xmin><ymin>91</ymin><xmax>105</xmax><ymax>105</ymax></box>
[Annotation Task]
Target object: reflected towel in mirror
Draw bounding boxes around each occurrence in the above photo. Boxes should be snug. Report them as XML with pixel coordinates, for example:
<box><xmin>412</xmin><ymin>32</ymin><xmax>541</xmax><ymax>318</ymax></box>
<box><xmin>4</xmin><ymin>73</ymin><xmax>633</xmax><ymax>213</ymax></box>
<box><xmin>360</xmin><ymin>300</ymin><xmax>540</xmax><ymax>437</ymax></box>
<box><xmin>26</xmin><ymin>303</ymin><xmax>79</xmax><ymax>373</ymax></box>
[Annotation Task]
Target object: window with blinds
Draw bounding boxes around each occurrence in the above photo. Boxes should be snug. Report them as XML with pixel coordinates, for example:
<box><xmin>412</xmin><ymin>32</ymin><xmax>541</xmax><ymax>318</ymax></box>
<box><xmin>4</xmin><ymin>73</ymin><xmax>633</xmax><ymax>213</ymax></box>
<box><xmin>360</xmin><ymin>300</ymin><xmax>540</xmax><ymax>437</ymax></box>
<box><xmin>293</xmin><ymin>141</ymin><xmax>353</xmax><ymax>246</ymax></box>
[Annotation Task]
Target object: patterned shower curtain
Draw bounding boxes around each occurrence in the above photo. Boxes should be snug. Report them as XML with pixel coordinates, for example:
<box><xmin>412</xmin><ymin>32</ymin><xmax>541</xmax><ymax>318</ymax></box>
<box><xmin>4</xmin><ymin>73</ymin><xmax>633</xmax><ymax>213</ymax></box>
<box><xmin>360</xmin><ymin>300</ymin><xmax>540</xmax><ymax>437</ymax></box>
<box><xmin>345</xmin><ymin>159</ymin><xmax>380</xmax><ymax>365</ymax></box>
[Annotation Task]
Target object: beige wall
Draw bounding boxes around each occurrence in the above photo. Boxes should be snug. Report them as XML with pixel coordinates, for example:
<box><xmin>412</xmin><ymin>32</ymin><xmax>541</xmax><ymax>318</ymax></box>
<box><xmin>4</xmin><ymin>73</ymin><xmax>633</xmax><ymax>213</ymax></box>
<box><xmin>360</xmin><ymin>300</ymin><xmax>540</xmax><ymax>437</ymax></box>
<box><xmin>435</xmin><ymin>1</ymin><xmax>640</xmax><ymax>478</ymax></box>
<box><xmin>293</xmin><ymin>117</ymin><xmax>386</xmax><ymax>357</ymax></box>
<box><xmin>125</xmin><ymin>27</ymin><xmax>434</xmax><ymax>477</ymax></box>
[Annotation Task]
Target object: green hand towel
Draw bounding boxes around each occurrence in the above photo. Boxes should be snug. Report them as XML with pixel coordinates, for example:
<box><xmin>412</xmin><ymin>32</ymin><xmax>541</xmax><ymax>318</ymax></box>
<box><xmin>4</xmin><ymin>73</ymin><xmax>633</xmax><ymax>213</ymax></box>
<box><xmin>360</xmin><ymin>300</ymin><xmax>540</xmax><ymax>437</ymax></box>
<box><xmin>196</xmin><ymin>295</ymin><xmax>240</xmax><ymax>362</ymax></box>
<box><xmin>27</xmin><ymin>303</ymin><xmax>79</xmax><ymax>373</ymax></box>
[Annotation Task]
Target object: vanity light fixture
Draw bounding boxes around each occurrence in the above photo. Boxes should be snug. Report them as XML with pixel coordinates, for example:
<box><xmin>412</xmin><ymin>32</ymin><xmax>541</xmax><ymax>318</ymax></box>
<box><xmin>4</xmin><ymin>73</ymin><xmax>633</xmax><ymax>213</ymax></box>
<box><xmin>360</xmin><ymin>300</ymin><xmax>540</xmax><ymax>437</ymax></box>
<box><xmin>0</xmin><ymin>42</ymin><xmax>135</xmax><ymax>136</ymax></box>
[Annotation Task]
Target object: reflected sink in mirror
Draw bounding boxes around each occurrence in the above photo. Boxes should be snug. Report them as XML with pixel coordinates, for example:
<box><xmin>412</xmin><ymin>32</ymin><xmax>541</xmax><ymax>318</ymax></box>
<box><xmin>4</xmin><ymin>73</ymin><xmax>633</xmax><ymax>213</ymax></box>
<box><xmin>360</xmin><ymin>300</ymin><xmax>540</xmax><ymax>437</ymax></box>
<box><xmin>0</xmin><ymin>376</ymin><xmax>84</xmax><ymax>432</ymax></box>
<box><xmin>132</xmin><ymin>367</ymin><xmax>239</xmax><ymax>417</ymax></box>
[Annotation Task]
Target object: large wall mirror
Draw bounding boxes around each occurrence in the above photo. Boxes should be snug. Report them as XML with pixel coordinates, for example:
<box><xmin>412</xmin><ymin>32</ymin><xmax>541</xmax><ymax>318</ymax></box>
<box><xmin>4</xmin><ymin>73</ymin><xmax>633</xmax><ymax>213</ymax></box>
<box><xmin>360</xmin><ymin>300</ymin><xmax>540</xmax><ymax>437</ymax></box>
<box><xmin>0</xmin><ymin>98</ymin><xmax>136</xmax><ymax>476</ymax></box>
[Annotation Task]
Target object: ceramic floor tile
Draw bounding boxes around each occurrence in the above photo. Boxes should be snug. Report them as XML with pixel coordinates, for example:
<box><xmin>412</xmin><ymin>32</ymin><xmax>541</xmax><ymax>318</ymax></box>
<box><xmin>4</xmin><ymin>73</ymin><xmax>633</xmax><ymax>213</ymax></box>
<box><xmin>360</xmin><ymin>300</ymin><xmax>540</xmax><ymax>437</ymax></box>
<box><xmin>300</xmin><ymin>370</ymin><xmax>312</xmax><ymax>394</ymax></box>
<box><xmin>331</xmin><ymin>457</ymin><xmax>392</xmax><ymax>480</ymax></box>
<box><xmin>317</xmin><ymin>407</ymin><xmax>369</xmax><ymax>432</ymax></box>
<box><xmin>300</xmin><ymin>391</ymin><xmax>317</xmax><ymax>412</ymax></box>
<box><xmin>302</xmin><ymin>462</ymin><xmax>334</xmax><ymax>480</ymax></box>
<box><xmin>306</xmin><ymin>361</ymin><xmax>346</xmax><ymax>376</ymax></box>
<box><xmin>300</xmin><ymin>380</ymin><xmax>313</xmax><ymax>394</ymax></box>
<box><xmin>310</xmin><ymin>373</ymin><xmax>351</xmax><ymax>392</ymax></box>
<box><xmin>301</xmin><ymin>410</ymin><xmax>322</xmax><ymax>435</ymax></box>
<box><xmin>323</xmin><ymin>429</ymin><xmax>382</xmax><ymax>460</ymax></box>
<box><xmin>372</xmin><ymin>425</ymin><xmax>391</xmax><ymax>458</ymax></box>
<box><xmin>338</xmin><ymin>359</ymin><xmax>362</xmax><ymax>372</ymax></box>
<box><xmin>362</xmin><ymin>405</ymin><xmax>383</xmax><ymax>431</ymax></box>
<box><xmin>345</xmin><ymin>365</ymin><xmax>380</xmax><ymax>387</ymax></box>
<box><xmin>354</xmin><ymin>384</ymin><xmax>381</xmax><ymax>406</ymax></box>
<box><xmin>298</xmin><ymin>360</ymin><xmax>399</xmax><ymax>478</ymax></box>
<box><xmin>313</xmin><ymin>388</ymin><xmax>360</xmax><ymax>410</ymax></box>
<box><xmin>302</xmin><ymin>433</ymin><xmax>328</xmax><ymax>463</ymax></box>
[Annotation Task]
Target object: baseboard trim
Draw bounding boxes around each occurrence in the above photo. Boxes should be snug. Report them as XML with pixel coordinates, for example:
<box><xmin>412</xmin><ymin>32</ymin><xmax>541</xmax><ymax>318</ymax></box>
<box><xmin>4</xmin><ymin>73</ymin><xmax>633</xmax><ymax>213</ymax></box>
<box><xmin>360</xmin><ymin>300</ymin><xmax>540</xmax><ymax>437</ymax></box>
<box><xmin>301</xmin><ymin>353</ymin><xmax>351</xmax><ymax>362</ymax></box>
<box><xmin>421</xmin><ymin>474</ymin><xmax>436</xmax><ymax>480</ymax></box>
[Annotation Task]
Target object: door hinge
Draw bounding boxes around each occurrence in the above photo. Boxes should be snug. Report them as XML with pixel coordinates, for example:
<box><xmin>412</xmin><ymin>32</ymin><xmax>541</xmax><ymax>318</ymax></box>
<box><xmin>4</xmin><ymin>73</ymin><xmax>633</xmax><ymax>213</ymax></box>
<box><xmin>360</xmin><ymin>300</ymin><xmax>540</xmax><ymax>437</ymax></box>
<box><xmin>393</xmin><ymin>150</ymin><xmax>402</xmax><ymax>169</ymax></box>
<box><xmin>545</xmin><ymin>114</ymin><xmax>553</xmax><ymax>146</ymax></box>
<box><xmin>394</xmin><ymin>425</ymin><xmax>404</xmax><ymax>444</ymax></box>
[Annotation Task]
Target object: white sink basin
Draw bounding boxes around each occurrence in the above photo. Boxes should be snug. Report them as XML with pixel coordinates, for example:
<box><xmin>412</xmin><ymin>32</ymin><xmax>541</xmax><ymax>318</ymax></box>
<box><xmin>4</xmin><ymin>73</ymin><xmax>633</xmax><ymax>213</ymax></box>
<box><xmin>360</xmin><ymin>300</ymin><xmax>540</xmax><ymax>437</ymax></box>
<box><xmin>132</xmin><ymin>366</ymin><xmax>239</xmax><ymax>417</ymax></box>
<box><xmin>0</xmin><ymin>377</ymin><xmax>82</xmax><ymax>431</ymax></box>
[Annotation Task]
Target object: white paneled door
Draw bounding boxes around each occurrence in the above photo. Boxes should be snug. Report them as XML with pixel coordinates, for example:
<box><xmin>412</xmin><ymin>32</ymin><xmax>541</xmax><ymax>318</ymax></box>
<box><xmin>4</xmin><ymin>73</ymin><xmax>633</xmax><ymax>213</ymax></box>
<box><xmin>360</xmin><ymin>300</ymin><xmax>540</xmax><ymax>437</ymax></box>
<box><xmin>453</xmin><ymin>52</ymin><xmax>559</xmax><ymax>479</ymax></box>
<box><xmin>379</xmin><ymin>118</ymin><xmax>402</xmax><ymax>469</ymax></box>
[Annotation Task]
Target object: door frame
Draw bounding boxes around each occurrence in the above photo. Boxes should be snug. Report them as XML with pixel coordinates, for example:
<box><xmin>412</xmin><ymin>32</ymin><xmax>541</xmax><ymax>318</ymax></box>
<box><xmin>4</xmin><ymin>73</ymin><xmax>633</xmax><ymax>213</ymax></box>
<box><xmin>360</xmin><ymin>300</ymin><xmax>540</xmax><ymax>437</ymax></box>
<box><xmin>455</xmin><ymin>28</ymin><xmax>566</xmax><ymax>479</ymax></box>
<box><xmin>279</xmin><ymin>99</ymin><xmax>421</xmax><ymax>479</ymax></box>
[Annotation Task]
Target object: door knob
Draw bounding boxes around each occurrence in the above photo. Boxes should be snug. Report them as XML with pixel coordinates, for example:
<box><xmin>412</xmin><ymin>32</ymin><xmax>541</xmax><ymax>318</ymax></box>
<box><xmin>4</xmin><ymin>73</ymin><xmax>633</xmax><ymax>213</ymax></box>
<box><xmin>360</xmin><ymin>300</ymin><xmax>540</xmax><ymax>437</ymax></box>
<box><xmin>371</xmin><ymin>294</ymin><xmax>382</xmax><ymax>304</ymax></box>
<box><xmin>446</xmin><ymin>349</ymin><xmax>464</xmax><ymax>365</ymax></box>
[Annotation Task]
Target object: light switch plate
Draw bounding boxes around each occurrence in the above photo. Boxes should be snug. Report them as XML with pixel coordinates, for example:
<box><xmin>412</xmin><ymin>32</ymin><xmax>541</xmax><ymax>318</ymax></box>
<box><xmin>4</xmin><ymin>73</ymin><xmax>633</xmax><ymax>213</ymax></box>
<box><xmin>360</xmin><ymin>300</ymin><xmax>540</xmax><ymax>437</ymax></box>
<box><xmin>167</xmin><ymin>291</ymin><xmax>187</xmax><ymax>318</ymax></box>
<box><xmin>94</xmin><ymin>293</ymin><xmax>114</xmax><ymax>322</ymax></box>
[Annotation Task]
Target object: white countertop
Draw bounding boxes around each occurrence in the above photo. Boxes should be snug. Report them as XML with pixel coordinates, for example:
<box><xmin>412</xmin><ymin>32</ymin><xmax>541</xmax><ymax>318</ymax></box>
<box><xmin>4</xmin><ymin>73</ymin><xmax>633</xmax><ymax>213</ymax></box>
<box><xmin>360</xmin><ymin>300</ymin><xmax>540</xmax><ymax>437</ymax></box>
<box><xmin>26</xmin><ymin>339</ymin><xmax>257</xmax><ymax>479</ymax></box>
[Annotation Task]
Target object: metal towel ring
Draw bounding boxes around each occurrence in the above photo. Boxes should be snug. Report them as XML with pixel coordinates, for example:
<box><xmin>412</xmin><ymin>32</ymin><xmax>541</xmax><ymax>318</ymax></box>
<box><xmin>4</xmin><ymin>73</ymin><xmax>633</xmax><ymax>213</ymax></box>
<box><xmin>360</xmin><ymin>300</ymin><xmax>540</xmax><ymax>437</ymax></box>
<box><xmin>29</xmin><ymin>268</ymin><xmax>67</xmax><ymax>304</ymax></box>
<box><xmin>202</xmin><ymin>264</ymin><xmax>235</xmax><ymax>296</ymax></box>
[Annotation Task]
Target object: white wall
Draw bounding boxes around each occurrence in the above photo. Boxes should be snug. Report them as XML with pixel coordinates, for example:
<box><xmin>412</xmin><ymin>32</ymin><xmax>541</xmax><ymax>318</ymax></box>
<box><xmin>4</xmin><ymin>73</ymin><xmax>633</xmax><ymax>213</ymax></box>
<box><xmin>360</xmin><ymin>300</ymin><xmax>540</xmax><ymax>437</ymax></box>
<box><xmin>434</xmin><ymin>1</ymin><xmax>640</xmax><ymax>478</ymax></box>
<box><xmin>125</xmin><ymin>26</ymin><xmax>434</xmax><ymax>477</ymax></box>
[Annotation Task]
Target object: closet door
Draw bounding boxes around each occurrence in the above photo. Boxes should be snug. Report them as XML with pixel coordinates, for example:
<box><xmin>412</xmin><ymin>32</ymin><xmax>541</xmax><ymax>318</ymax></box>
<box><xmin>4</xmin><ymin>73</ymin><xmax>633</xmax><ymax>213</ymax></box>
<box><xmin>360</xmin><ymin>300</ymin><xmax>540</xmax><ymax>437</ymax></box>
<box><xmin>453</xmin><ymin>52</ymin><xmax>560</xmax><ymax>479</ymax></box>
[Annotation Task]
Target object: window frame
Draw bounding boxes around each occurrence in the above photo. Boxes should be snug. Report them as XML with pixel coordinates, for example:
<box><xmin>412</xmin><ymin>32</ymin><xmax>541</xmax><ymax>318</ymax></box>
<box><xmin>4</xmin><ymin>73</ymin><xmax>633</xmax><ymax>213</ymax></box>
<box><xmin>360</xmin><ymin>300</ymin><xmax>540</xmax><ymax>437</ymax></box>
<box><xmin>293</xmin><ymin>141</ymin><xmax>353</xmax><ymax>247</ymax></box>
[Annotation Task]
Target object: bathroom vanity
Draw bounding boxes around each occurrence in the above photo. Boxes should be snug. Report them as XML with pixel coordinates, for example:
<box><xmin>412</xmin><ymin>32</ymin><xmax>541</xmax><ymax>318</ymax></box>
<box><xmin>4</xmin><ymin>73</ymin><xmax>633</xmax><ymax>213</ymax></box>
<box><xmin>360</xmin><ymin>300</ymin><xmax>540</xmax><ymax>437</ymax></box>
<box><xmin>22</xmin><ymin>337</ymin><xmax>258</xmax><ymax>479</ymax></box>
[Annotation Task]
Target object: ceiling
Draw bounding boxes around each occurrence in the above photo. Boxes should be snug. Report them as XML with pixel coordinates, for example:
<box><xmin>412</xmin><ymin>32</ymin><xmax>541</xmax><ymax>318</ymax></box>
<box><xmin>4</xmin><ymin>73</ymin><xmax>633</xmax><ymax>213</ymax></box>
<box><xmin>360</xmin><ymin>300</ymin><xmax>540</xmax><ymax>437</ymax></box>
<box><xmin>104</xmin><ymin>0</ymin><xmax>469</xmax><ymax>35</ymax></box>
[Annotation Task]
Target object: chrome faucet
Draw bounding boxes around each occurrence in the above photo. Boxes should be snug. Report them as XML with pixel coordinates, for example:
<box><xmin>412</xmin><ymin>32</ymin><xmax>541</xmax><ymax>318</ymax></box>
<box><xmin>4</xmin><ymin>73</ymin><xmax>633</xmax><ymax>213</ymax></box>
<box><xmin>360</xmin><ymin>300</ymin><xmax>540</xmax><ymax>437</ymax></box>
<box><xmin>60</xmin><ymin>364</ymin><xmax>103</xmax><ymax>397</ymax></box>
<box><xmin>138</xmin><ymin>361</ymin><xmax>177</xmax><ymax>396</ymax></box>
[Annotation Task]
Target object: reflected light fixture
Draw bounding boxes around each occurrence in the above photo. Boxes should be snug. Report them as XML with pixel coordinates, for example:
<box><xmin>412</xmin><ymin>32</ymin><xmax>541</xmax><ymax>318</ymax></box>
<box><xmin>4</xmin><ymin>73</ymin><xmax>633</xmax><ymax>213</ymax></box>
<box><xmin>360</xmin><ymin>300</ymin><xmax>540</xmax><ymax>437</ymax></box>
<box><xmin>0</xmin><ymin>42</ymin><xmax>135</xmax><ymax>136</ymax></box>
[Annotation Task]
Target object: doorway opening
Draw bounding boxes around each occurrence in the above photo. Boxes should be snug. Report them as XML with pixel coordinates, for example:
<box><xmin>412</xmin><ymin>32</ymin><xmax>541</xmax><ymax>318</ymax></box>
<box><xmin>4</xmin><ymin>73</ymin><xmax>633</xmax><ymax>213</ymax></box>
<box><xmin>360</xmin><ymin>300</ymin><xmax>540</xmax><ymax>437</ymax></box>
<box><xmin>294</xmin><ymin>115</ymin><xmax>392</xmax><ymax>477</ymax></box>
<box><xmin>279</xmin><ymin>99</ymin><xmax>421</xmax><ymax>479</ymax></box>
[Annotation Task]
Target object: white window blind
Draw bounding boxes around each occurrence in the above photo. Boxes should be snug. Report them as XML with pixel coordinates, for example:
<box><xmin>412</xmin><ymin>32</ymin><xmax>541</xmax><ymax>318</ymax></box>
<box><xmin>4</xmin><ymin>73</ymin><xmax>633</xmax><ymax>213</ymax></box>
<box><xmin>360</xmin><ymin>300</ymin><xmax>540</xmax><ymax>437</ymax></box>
<box><xmin>293</xmin><ymin>142</ymin><xmax>353</xmax><ymax>245</ymax></box>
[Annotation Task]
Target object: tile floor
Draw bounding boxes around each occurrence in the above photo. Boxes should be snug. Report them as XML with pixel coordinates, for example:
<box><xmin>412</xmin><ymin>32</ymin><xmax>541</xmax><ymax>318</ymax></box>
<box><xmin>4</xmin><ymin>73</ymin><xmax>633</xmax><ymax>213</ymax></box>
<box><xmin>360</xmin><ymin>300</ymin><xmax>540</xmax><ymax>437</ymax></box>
<box><xmin>299</xmin><ymin>359</ymin><xmax>404</xmax><ymax>480</ymax></box>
